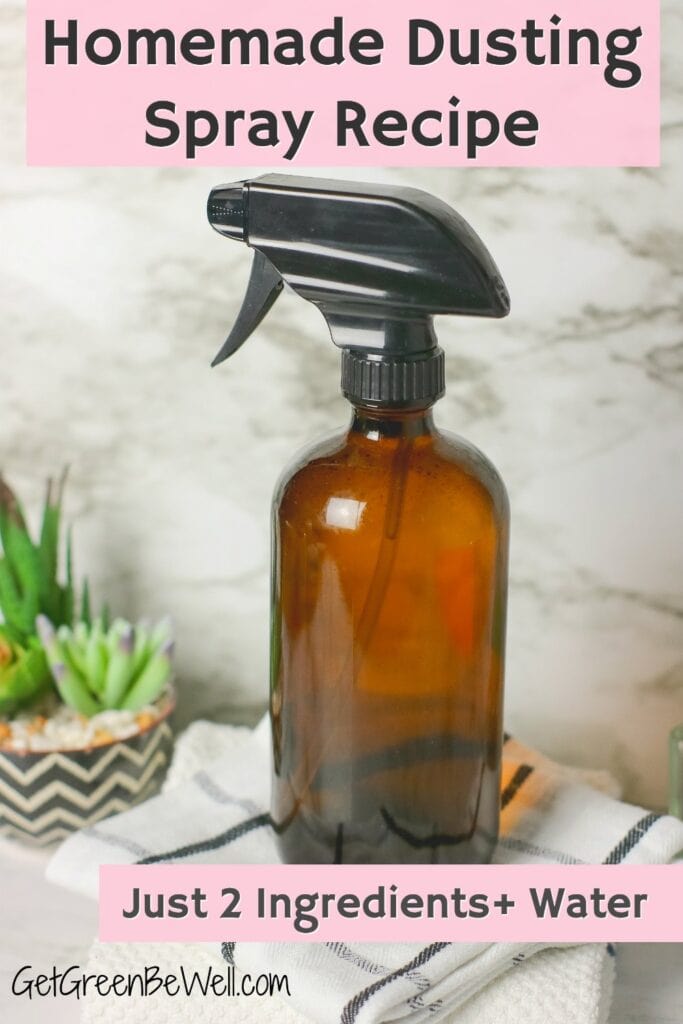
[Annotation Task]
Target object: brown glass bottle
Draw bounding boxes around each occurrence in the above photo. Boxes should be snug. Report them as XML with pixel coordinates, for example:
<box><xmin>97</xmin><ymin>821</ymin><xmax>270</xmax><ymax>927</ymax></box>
<box><xmin>270</xmin><ymin>401</ymin><xmax>509</xmax><ymax>864</ymax></box>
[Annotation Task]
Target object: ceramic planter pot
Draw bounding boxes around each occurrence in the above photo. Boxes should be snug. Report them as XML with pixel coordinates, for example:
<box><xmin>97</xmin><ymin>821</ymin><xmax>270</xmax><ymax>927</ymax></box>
<box><xmin>0</xmin><ymin>698</ymin><xmax>174</xmax><ymax>846</ymax></box>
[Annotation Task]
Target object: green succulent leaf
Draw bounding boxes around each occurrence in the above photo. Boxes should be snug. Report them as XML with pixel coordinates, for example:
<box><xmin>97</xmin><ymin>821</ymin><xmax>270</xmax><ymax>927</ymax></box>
<box><xmin>61</xmin><ymin>526</ymin><xmax>75</xmax><ymax>627</ymax></box>
<box><xmin>0</xmin><ymin>618</ymin><xmax>24</xmax><ymax>647</ymax></box>
<box><xmin>1</xmin><ymin>518</ymin><xmax>37</xmax><ymax>595</ymax></box>
<box><xmin>0</xmin><ymin>645</ymin><xmax>53</xmax><ymax>716</ymax></box>
<box><xmin>100</xmin><ymin>601</ymin><xmax>110</xmax><ymax>633</ymax></box>
<box><xmin>80</xmin><ymin>578</ymin><xmax>91</xmax><ymax>628</ymax></box>
<box><xmin>103</xmin><ymin>626</ymin><xmax>135</xmax><ymax>709</ymax></box>
<box><xmin>0</xmin><ymin>475</ymin><xmax>27</xmax><ymax>529</ymax></box>
<box><xmin>120</xmin><ymin>645</ymin><xmax>173</xmax><ymax>712</ymax></box>
<box><xmin>51</xmin><ymin>662</ymin><xmax>100</xmax><ymax>717</ymax></box>
<box><xmin>38</xmin><ymin>479</ymin><xmax>61</xmax><ymax>615</ymax></box>
<box><xmin>0</xmin><ymin>556</ymin><xmax>24</xmax><ymax>633</ymax></box>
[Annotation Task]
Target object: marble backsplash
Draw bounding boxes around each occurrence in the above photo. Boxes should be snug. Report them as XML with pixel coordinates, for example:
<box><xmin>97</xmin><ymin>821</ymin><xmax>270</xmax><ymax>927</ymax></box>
<box><xmin>1</xmin><ymin>3</ymin><xmax>681</xmax><ymax>809</ymax></box>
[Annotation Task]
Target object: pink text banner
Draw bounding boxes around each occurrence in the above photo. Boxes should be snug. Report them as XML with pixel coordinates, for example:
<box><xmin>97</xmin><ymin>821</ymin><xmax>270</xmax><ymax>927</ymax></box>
<box><xmin>27</xmin><ymin>1</ymin><xmax>659</xmax><ymax>167</ymax></box>
<box><xmin>99</xmin><ymin>864</ymin><xmax>683</xmax><ymax>942</ymax></box>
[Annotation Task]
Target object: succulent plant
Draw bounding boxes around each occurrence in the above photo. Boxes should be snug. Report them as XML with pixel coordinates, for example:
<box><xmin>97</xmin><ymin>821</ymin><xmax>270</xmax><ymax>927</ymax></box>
<box><xmin>0</xmin><ymin>471</ymin><xmax>88</xmax><ymax>644</ymax></box>
<box><xmin>0</xmin><ymin>471</ymin><xmax>90</xmax><ymax>714</ymax></box>
<box><xmin>0</xmin><ymin>632</ymin><xmax>51</xmax><ymax>716</ymax></box>
<box><xmin>37</xmin><ymin>616</ymin><xmax>174</xmax><ymax>717</ymax></box>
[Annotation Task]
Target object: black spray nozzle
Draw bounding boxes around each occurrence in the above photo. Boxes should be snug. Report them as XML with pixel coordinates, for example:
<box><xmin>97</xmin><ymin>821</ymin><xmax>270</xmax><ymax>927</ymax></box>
<box><xmin>208</xmin><ymin>174</ymin><xmax>510</xmax><ymax>407</ymax></box>
<box><xmin>207</xmin><ymin>184</ymin><xmax>246</xmax><ymax>242</ymax></box>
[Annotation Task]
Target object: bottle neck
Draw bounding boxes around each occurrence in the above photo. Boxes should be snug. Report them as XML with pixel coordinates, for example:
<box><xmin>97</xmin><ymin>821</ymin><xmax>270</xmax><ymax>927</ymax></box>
<box><xmin>349</xmin><ymin>403</ymin><xmax>436</xmax><ymax>441</ymax></box>
<box><xmin>340</xmin><ymin>345</ymin><xmax>445</xmax><ymax>409</ymax></box>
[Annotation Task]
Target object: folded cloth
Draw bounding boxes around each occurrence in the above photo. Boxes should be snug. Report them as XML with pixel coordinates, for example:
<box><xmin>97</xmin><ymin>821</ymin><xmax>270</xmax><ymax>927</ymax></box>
<box><xmin>78</xmin><ymin>939</ymin><xmax>613</xmax><ymax>1024</ymax></box>
<box><xmin>47</xmin><ymin>720</ymin><xmax>683</xmax><ymax>1024</ymax></box>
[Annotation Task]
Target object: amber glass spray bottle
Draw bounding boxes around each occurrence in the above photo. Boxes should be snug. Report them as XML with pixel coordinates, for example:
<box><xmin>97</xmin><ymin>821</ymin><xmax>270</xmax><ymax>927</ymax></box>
<box><xmin>208</xmin><ymin>175</ymin><xmax>510</xmax><ymax>864</ymax></box>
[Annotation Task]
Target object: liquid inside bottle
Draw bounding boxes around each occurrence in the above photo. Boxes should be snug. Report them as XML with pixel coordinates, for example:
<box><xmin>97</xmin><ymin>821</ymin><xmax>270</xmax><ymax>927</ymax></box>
<box><xmin>270</xmin><ymin>403</ymin><xmax>509</xmax><ymax>864</ymax></box>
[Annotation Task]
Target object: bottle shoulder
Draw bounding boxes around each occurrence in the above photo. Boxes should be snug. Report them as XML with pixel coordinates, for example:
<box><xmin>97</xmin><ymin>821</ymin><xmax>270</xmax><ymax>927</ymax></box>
<box><xmin>434</xmin><ymin>427</ymin><xmax>509</xmax><ymax>519</ymax></box>
<box><xmin>274</xmin><ymin>423</ymin><xmax>509</xmax><ymax>527</ymax></box>
<box><xmin>273</xmin><ymin>427</ymin><xmax>349</xmax><ymax>505</ymax></box>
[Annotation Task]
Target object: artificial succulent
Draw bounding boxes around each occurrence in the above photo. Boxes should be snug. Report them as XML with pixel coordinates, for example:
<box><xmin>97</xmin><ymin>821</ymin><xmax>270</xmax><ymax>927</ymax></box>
<box><xmin>37</xmin><ymin>616</ymin><xmax>174</xmax><ymax>716</ymax></box>
<box><xmin>0</xmin><ymin>471</ymin><xmax>89</xmax><ymax>641</ymax></box>
<box><xmin>0</xmin><ymin>473</ymin><xmax>173</xmax><ymax>722</ymax></box>
<box><xmin>0</xmin><ymin>471</ymin><xmax>89</xmax><ymax>715</ymax></box>
<box><xmin>0</xmin><ymin>633</ymin><xmax>51</xmax><ymax>717</ymax></box>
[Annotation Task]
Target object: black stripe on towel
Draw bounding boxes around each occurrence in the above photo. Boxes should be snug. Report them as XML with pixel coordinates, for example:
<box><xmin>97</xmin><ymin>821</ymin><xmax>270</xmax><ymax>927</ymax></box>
<box><xmin>340</xmin><ymin>942</ymin><xmax>450</xmax><ymax>1024</ymax></box>
<box><xmin>501</xmin><ymin>764</ymin><xmax>534</xmax><ymax>809</ymax></box>
<box><xmin>497</xmin><ymin>835</ymin><xmax>584</xmax><ymax>865</ymax></box>
<box><xmin>136</xmin><ymin>812</ymin><xmax>271</xmax><ymax>865</ymax></box>
<box><xmin>84</xmin><ymin>825</ymin><xmax>152</xmax><ymax>860</ymax></box>
<box><xmin>602</xmin><ymin>812</ymin><xmax>662</xmax><ymax>865</ymax></box>
<box><xmin>326</xmin><ymin>943</ymin><xmax>433</xmax><ymax>996</ymax></box>
<box><xmin>326</xmin><ymin>943</ymin><xmax>390</xmax><ymax>978</ymax></box>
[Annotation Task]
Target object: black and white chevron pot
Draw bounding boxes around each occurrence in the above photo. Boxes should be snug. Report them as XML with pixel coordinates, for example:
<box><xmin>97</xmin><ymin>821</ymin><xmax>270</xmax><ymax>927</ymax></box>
<box><xmin>0</xmin><ymin>705</ymin><xmax>174</xmax><ymax>846</ymax></box>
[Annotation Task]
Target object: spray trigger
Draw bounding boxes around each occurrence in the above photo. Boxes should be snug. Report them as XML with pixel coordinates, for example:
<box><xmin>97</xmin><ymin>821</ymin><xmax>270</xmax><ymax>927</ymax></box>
<box><xmin>211</xmin><ymin>250</ymin><xmax>284</xmax><ymax>367</ymax></box>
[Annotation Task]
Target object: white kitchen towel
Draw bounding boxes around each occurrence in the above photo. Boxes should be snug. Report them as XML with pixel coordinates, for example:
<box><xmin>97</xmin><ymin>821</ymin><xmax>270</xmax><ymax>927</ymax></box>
<box><xmin>47</xmin><ymin>719</ymin><xmax>683</xmax><ymax>1024</ymax></box>
<box><xmin>78</xmin><ymin>940</ymin><xmax>613</xmax><ymax>1024</ymax></box>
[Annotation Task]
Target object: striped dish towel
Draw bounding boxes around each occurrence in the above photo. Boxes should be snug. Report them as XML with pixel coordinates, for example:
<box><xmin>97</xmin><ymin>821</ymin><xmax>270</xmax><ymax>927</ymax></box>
<box><xmin>47</xmin><ymin>718</ymin><xmax>683</xmax><ymax>1024</ymax></box>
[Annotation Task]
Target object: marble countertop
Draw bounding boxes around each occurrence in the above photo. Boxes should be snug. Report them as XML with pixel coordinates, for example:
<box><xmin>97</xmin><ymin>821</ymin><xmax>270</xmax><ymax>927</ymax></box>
<box><xmin>0</xmin><ymin>839</ymin><xmax>680</xmax><ymax>1024</ymax></box>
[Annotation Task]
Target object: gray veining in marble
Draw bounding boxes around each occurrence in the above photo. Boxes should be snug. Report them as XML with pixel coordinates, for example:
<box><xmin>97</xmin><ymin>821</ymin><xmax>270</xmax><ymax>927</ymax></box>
<box><xmin>1</xmin><ymin>1</ymin><xmax>682</xmax><ymax>808</ymax></box>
